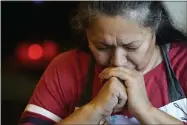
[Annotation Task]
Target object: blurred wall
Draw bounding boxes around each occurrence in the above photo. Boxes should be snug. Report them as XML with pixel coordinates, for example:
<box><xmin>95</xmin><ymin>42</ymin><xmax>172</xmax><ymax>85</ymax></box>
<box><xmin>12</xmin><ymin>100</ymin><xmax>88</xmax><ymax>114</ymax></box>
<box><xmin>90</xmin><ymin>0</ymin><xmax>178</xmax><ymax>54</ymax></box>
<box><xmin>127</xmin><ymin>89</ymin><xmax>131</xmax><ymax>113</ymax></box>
<box><xmin>164</xmin><ymin>1</ymin><xmax>187</xmax><ymax>32</ymax></box>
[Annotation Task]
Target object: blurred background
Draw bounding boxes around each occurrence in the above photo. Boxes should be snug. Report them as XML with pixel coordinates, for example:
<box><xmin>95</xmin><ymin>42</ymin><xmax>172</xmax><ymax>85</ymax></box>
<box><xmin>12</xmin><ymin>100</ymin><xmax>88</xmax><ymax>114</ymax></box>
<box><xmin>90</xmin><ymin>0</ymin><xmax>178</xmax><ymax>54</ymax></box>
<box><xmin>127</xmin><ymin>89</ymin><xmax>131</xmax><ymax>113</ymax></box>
<box><xmin>1</xmin><ymin>1</ymin><xmax>80</xmax><ymax>124</ymax></box>
<box><xmin>1</xmin><ymin>1</ymin><xmax>187</xmax><ymax>125</ymax></box>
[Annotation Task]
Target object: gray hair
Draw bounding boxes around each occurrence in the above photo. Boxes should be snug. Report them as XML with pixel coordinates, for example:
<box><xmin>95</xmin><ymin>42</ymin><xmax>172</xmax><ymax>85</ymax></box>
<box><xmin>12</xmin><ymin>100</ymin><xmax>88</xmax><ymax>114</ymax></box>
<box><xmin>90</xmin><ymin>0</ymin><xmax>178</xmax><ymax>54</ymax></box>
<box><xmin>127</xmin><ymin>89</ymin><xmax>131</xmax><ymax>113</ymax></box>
<box><xmin>72</xmin><ymin>1</ymin><xmax>171</xmax><ymax>34</ymax></box>
<box><xmin>71</xmin><ymin>1</ymin><xmax>187</xmax><ymax>48</ymax></box>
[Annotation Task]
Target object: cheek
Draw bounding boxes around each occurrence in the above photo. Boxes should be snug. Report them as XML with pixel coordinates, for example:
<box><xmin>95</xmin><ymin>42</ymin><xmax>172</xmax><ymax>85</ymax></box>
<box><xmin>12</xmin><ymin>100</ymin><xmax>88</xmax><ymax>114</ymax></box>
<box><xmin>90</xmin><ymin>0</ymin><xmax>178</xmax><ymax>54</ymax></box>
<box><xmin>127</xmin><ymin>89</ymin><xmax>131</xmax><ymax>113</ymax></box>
<box><xmin>89</xmin><ymin>45</ymin><xmax>111</xmax><ymax>66</ymax></box>
<box><xmin>128</xmin><ymin>41</ymin><xmax>153</xmax><ymax>69</ymax></box>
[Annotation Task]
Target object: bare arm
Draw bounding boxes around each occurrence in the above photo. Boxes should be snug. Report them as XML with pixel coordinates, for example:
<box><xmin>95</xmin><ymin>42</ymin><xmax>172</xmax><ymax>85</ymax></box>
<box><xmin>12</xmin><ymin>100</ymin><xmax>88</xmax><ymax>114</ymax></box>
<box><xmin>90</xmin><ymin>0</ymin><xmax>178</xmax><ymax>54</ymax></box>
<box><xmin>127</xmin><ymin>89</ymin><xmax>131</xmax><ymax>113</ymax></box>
<box><xmin>135</xmin><ymin>106</ymin><xmax>184</xmax><ymax>124</ymax></box>
<box><xmin>56</xmin><ymin>103</ymin><xmax>104</xmax><ymax>125</ymax></box>
<box><xmin>56</xmin><ymin>77</ymin><xmax>127</xmax><ymax>125</ymax></box>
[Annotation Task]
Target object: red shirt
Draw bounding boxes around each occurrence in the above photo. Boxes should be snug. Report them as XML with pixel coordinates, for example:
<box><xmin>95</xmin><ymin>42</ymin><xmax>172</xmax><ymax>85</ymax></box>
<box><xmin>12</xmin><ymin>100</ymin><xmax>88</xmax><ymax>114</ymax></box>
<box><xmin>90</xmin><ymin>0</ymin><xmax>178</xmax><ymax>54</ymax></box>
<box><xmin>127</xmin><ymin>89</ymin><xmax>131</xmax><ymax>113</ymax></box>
<box><xmin>19</xmin><ymin>43</ymin><xmax>187</xmax><ymax>124</ymax></box>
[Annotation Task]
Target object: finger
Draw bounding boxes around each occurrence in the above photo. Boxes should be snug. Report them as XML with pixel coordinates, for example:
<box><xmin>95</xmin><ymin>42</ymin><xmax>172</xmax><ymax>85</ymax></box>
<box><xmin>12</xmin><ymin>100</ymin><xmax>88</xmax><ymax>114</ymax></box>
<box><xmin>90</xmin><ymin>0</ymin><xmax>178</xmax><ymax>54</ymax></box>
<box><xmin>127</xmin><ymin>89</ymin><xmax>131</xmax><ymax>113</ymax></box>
<box><xmin>113</xmin><ymin>95</ymin><xmax>128</xmax><ymax>113</ymax></box>
<box><xmin>103</xmin><ymin>70</ymin><xmax>135</xmax><ymax>87</ymax></box>
<box><xmin>100</xmin><ymin>67</ymin><xmax>136</xmax><ymax>81</ymax></box>
<box><xmin>108</xmin><ymin>68</ymin><xmax>144</xmax><ymax>88</ymax></box>
<box><xmin>102</xmin><ymin>70</ymin><xmax>131</xmax><ymax>82</ymax></box>
<box><xmin>115</xmin><ymin>67</ymin><xmax>143</xmax><ymax>78</ymax></box>
<box><xmin>99</xmin><ymin>67</ymin><xmax>112</xmax><ymax>78</ymax></box>
<box><xmin>114</xmin><ymin>79</ymin><xmax>128</xmax><ymax>110</ymax></box>
<box><xmin>114</xmin><ymin>98</ymin><xmax>127</xmax><ymax>110</ymax></box>
<box><xmin>113</xmin><ymin>97</ymin><xmax>128</xmax><ymax>113</ymax></box>
<box><xmin>113</xmin><ymin>106</ymin><xmax>123</xmax><ymax>113</ymax></box>
<box><xmin>107</xmin><ymin>67</ymin><xmax>135</xmax><ymax>76</ymax></box>
<box><xmin>99</xmin><ymin>67</ymin><xmax>127</xmax><ymax>78</ymax></box>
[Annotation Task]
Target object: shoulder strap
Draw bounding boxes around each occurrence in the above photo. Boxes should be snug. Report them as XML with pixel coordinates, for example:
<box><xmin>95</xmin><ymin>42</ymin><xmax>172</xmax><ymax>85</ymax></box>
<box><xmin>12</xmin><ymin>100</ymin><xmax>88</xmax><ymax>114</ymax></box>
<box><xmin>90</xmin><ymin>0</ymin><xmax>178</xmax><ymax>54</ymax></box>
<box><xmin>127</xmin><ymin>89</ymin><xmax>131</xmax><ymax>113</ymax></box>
<box><xmin>77</xmin><ymin>56</ymin><xmax>95</xmax><ymax>107</ymax></box>
<box><xmin>160</xmin><ymin>44</ymin><xmax>185</xmax><ymax>102</ymax></box>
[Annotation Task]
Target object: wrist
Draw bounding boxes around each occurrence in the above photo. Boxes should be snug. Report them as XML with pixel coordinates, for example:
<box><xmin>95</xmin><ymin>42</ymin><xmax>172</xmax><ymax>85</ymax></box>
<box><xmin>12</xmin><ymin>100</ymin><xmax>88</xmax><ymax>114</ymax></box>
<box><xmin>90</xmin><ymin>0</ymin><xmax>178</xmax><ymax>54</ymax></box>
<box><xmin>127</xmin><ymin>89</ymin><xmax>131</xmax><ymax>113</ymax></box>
<box><xmin>137</xmin><ymin>105</ymin><xmax>155</xmax><ymax>116</ymax></box>
<box><xmin>83</xmin><ymin>103</ymin><xmax>105</xmax><ymax>122</ymax></box>
<box><xmin>88</xmin><ymin>100</ymin><xmax>113</xmax><ymax>118</ymax></box>
<box><xmin>133</xmin><ymin>105</ymin><xmax>156</xmax><ymax>124</ymax></box>
<box><xmin>134</xmin><ymin>106</ymin><xmax>184</xmax><ymax>125</ymax></box>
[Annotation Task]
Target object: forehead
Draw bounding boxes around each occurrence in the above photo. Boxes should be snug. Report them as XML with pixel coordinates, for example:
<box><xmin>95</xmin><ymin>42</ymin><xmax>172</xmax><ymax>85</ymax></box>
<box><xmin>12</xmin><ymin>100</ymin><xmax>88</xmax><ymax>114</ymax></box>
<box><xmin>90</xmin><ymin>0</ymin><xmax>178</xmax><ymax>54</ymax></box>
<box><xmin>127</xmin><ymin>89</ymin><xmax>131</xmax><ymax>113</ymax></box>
<box><xmin>87</xmin><ymin>15</ymin><xmax>151</xmax><ymax>42</ymax></box>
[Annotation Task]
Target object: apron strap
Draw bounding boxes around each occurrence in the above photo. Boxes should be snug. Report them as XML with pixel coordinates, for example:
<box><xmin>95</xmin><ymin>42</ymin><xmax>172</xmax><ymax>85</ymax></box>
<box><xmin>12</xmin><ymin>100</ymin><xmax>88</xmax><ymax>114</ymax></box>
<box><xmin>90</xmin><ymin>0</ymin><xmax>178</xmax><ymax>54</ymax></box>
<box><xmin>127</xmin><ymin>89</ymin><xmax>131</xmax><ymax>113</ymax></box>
<box><xmin>77</xmin><ymin>56</ymin><xmax>95</xmax><ymax>107</ymax></box>
<box><xmin>160</xmin><ymin>44</ymin><xmax>185</xmax><ymax>102</ymax></box>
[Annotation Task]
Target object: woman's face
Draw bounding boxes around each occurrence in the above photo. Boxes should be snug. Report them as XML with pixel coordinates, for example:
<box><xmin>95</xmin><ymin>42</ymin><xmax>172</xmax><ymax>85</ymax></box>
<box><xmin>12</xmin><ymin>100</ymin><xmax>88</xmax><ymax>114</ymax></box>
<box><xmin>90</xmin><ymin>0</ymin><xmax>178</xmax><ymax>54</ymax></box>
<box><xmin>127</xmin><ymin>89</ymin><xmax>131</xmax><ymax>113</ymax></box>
<box><xmin>86</xmin><ymin>15</ymin><xmax>156</xmax><ymax>72</ymax></box>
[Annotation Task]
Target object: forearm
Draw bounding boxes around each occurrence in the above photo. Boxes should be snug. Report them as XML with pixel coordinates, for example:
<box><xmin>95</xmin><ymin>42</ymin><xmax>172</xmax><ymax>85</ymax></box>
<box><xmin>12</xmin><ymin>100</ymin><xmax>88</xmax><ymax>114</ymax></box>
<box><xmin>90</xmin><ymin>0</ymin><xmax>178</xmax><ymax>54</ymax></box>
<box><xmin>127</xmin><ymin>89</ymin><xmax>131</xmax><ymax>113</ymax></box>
<box><xmin>56</xmin><ymin>104</ymin><xmax>104</xmax><ymax>124</ymax></box>
<box><xmin>135</xmin><ymin>106</ymin><xmax>184</xmax><ymax>124</ymax></box>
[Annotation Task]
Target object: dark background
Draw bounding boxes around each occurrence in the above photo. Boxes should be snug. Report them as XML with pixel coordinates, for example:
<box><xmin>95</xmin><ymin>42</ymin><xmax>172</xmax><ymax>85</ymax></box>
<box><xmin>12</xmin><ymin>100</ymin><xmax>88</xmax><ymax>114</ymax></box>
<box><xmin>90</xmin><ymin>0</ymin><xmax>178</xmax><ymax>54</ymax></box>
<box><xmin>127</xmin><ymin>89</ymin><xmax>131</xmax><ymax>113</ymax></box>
<box><xmin>1</xmin><ymin>1</ymin><xmax>80</xmax><ymax>125</ymax></box>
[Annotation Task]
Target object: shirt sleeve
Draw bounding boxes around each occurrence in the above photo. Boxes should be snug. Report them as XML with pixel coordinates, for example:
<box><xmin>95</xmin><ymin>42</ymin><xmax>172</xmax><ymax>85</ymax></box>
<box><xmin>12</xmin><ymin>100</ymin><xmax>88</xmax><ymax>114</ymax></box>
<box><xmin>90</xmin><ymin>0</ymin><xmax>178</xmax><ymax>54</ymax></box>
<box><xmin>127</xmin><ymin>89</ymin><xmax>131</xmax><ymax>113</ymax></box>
<box><xmin>18</xmin><ymin>51</ymin><xmax>80</xmax><ymax>125</ymax></box>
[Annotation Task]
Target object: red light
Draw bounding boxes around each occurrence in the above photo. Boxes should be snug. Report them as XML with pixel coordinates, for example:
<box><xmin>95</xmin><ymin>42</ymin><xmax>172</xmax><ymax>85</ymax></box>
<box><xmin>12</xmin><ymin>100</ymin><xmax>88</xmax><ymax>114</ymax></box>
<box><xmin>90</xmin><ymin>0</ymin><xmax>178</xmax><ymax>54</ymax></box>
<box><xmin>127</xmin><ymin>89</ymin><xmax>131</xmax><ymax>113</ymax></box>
<box><xmin>15</xmin><ymin>41</ymin><xmax>59</xmax><ymax>70</ymax></box>
<box><xmin>43</xmin><ymin>41</ymin><xmax>58</xmax><ymax>59</ymax></box>
<box><xmin>28</xmin><ymin>44</ymin><xmax>43</xmax><ymax>60</ymax></box>
<box><xmin>16</xmin><ymin>43</ymin><xmax>29</xmax><ymax>63</ymax></box>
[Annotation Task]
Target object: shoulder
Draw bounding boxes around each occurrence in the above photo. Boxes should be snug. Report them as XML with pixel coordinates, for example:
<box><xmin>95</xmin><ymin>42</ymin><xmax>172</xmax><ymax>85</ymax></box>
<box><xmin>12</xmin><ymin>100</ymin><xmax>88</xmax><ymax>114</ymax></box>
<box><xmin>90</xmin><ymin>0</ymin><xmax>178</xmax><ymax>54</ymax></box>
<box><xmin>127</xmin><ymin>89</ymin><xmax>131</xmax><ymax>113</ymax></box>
<box><xmin>45</xmin><ymin>49</ymin><xmax>91</xmax><ymax>79</ymax></box>
<box><xmin>20</xmin><ymin>49</ymin><xmax>92</xmax><ymax>122</ymax></box>
<box><xmin>41</xmin><ymin>49</ymin><xmax>91</xmax><ymax>103</ymax></box>
<box><xmin>48</xmin><ymin>49</ymin><xmax>90</xmax><ymax>70</ymax></box>
<box><xmin>169</xmin><ymin>42</ymin><xmax>187</xmax><ymax>95</ymax></box>
<box><xmin>169</xmin><ymin>42</ymin><xmax>187</xmax><ymax>71</ymax></box>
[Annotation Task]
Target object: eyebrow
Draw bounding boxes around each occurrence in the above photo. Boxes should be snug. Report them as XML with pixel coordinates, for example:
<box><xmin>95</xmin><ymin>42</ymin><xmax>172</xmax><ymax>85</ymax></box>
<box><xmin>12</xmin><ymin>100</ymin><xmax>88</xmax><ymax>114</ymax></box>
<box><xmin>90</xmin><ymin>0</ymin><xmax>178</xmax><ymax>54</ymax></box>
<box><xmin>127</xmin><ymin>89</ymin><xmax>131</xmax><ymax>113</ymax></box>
<box><xmin>123</xmin><ymin>41</ymin><xmax>140</xmax><ymax>46</ymax></box>
<box><xmin>92</xmin><ymin>40</ymin><xmax>140</xmax><ymax>46</ymax></box>
<box><xmin>92</xmin><ymin>40</ymin><xmax>110</xmax><ymax>46</ymax></box>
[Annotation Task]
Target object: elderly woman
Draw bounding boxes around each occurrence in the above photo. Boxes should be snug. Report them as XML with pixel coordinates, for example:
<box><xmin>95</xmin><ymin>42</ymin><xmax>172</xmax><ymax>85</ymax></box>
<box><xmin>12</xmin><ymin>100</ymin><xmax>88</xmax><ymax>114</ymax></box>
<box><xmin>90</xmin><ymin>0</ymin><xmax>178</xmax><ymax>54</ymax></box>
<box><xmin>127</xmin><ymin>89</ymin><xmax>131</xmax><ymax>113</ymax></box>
<box><xmin>19</xmin><ymin>1</ymin><xmax>187</xmax><ymax>125</ymax></box>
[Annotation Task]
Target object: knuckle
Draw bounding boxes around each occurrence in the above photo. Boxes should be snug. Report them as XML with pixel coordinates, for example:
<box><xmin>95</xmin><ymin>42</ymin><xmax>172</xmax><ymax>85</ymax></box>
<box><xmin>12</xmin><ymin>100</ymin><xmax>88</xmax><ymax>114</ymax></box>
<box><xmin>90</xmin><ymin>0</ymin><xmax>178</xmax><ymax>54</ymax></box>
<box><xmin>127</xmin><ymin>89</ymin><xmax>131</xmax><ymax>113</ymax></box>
<box><xmin>108</xmin><ymin>71</ymin><xmax>114</xmax><ymax>76</ymax></box>
<box><xmin>129</xmin><ymin>78</ymin><xmax>136</xmax><ymax>84</ymax></box>
<box><xmin>109</xmin><ymin>77</ymin><xmax>118</xmax><ymax>82</ymax></box>
<box><xmin>118</xmin><ymin>67</ymin><xmax>124</xmax><ymax>71</ymax></box>
<box><xmin>124</xmin><ymin>95</ymin><xmax>128</xmax><ymax>101</ymax></box>
<box><xmin>107</xmin><ymin>77</ymin><xmax>119</xmax><ymax>92</ymax></box>
<box><xmin>121</xmin><ymin>91</ymin><xmax>128</xmax><ymax>101</ymax></box>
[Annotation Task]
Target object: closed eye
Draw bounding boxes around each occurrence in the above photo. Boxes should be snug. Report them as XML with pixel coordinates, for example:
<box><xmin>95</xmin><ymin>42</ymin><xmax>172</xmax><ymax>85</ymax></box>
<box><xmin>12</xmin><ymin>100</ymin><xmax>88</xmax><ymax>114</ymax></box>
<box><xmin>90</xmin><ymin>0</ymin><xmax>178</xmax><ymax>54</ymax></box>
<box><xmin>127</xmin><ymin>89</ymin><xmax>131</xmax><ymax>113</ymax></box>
<box><xmin>125</xmin><ymin>46</ymin><xmax>139</xmax><ymax>52</ymax></box>
<box><xmin>93</xmin><ymin>41</ymin><xmax>110</xmax><ymax>51</ymax></box>
<box><xmin>125</xmin><ymin>42</ymin><xmax>142</xmax><ymax>52</ymax></box>
<box><xmin>97</xmin><ymin>46</ymin><xmax>109</xmax><ymax>51</ymax></box>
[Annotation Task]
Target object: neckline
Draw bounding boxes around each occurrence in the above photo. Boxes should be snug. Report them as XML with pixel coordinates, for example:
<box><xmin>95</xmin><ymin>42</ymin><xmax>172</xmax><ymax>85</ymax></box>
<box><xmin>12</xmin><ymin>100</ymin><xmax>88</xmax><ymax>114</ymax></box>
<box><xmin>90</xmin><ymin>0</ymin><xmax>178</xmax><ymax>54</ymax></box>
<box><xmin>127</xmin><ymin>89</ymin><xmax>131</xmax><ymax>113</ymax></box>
<box><xmin>144</xmin><ymin>43</ymin><xmax>174</xmax><ymax>81</ymax></box>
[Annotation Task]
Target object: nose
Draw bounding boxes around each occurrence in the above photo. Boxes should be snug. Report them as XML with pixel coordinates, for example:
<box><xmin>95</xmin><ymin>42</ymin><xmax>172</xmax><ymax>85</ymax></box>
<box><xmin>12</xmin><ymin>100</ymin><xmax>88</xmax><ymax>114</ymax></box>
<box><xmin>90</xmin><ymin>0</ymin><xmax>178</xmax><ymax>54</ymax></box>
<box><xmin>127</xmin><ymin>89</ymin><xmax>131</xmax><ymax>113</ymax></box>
<box><xmin>111</xmin><ymin>47</ymin><xmax>127</xmax><ymax>67</ymax></box>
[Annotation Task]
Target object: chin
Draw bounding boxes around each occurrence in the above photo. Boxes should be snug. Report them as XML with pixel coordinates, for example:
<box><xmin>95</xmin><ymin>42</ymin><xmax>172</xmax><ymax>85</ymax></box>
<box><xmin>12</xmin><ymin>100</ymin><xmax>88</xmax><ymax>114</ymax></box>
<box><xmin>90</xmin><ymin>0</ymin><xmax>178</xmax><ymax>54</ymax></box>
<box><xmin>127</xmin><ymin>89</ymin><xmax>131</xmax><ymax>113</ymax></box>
<box><xmin>135</xmin><ymin>65</ymin><xmax>145</xmax><ymax>72</ymax></box>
